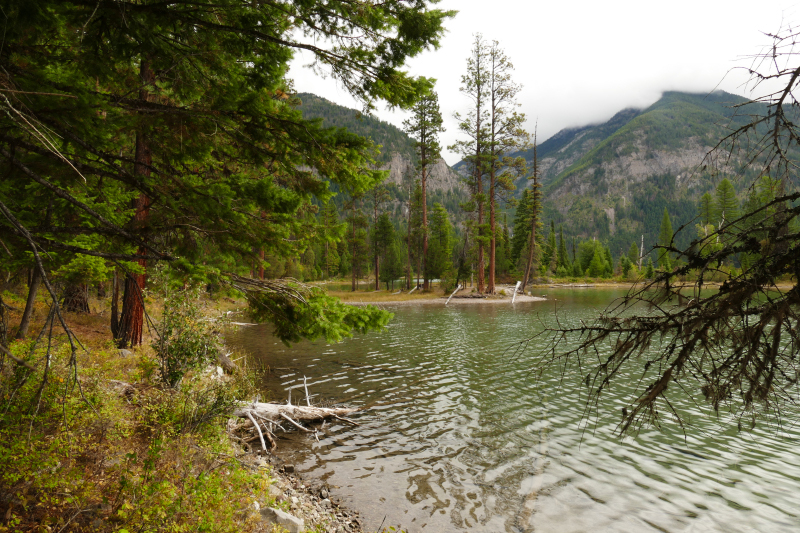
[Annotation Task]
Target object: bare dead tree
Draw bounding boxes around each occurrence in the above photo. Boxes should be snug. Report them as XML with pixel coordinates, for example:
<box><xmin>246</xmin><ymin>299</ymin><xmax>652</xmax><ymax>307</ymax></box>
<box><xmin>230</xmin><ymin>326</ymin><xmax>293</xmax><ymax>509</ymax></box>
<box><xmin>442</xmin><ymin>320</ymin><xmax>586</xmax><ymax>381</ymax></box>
<box><xmin>527</xmin><ymin>26</ymin><xmax>800</xmax><ymax>434</ymax></box>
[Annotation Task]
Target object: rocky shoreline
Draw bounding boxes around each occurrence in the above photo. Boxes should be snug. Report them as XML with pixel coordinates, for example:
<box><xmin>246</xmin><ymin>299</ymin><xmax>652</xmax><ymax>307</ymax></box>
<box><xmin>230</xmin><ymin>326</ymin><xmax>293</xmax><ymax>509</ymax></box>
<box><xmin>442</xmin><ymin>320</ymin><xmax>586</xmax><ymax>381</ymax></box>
<box><xmin>244</xmin><ymin>451</ymin><xmax>369</xmax><ymax>533</ymax></box>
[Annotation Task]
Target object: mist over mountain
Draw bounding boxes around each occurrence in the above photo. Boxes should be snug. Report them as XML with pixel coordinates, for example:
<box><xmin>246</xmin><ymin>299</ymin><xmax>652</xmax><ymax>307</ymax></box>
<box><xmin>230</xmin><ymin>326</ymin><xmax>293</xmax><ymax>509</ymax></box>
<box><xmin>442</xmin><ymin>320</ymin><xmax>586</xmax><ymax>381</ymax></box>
<box><xmin>501</xmin><ymin>91</ymin><xmax>769</xmax><ymax>255</ymax></box>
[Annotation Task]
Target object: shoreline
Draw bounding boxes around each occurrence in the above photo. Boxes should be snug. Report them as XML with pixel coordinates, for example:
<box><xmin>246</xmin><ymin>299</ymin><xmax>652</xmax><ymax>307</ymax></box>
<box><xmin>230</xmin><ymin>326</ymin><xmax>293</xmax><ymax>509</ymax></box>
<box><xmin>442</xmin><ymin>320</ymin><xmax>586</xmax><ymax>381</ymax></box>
<box><xmin>345</xmin><ymin>293</ymin><xmax>547</xmax><ymax>306</ymax></box>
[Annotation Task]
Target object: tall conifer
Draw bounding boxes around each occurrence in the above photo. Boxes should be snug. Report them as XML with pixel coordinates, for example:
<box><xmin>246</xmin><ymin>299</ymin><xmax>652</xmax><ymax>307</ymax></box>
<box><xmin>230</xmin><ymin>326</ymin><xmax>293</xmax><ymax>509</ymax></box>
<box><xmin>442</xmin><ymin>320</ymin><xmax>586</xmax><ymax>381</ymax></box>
<box><xmin>404</xmin><ymin>90</ymin><xmax>445</xmax><ymax>290</ymax></box>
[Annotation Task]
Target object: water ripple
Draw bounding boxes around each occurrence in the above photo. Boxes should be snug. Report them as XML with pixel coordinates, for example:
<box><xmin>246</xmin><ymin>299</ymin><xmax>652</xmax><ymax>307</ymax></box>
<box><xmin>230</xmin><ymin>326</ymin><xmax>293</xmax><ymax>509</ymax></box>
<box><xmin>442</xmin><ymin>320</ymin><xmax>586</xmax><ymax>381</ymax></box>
<box><xmin>228</xmin><ymin>290</ymin><xmax>800</xmax><ymax>532</ymax></box>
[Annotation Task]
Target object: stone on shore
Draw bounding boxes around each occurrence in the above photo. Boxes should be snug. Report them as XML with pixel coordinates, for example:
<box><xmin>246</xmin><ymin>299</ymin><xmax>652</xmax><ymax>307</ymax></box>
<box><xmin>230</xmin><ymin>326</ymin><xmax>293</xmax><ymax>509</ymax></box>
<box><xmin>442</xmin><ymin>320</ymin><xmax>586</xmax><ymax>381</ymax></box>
<box><xmin>260</xmin><ymin>507</ymin><xmax>304</xmax><ymax>533</ymax></box>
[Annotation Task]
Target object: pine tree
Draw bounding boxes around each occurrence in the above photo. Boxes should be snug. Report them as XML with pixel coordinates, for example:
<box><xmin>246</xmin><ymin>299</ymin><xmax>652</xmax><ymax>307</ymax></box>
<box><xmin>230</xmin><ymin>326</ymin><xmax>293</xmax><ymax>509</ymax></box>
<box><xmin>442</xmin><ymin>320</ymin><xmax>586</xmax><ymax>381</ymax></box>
<box><xmin>320</xmin><ymin>202</ymin><xmax>344</xmax><ymax>279</ymax></box>
<box><xmin>546</xmin><ymin>221</ymin><xmax>557</xmax><ymax>273</ymax></box>
<box><xmin>628</xmin><ymin>242</ymin><xmax>639</xmax><ymax>266</ymax></box>
<box><xmin>0</xmin><ymin>0</ymin><xmax>452</xmax><ymax>348</ymax></box>
<box><xmin>715</xmin><ymin>178</ymin><xmax>739</xmax><ymax>229</ymax></box>
<box><xmin>373</xmin><ymin>213</ymin><xmax>396</xmax><ymax>290</ymax></box>
<box><xmin>521</xmin><ymin>138</ymin><xmax>543</xmax><ymax>290</ymax></box>
<box><xmin>380</xmin><ymin>237</ymin><xmax>404</xmax><ymax>290</ymax></box>
<box><xmin>558</xmin><ymin>226</ymin><xmax>570</xmax><ymax>269</ymax></box>
<box><xmin>451</xmin><ymin>34</ymin><xmax>490</xmax><ymax>293</ymax></box>
<box><xmin>699</xmin><ymin>192</ymin><xmax>715</xmax><ymax>226</ymax></box>
<box><xmin>645</xmin><ymin>257</ymin><xmax>655</xmax><ymax>278</ymax></box>
<box><xmin>409</xmin><ymin>181</ymin><xmax>425</xmax><ymax>288</ymax></box>
<box><xmin>427</xmin><ymin>204</ymin><xmax>454</xmax><ymax>283</ymax></box>
<box><xmin>510</xmin><ymin>189</ymin><xmax>532</xmax><ymax>266</ymax></box>
<box><xmin>370</xmin><ymin>185</ymin><xmax>391</xmax><ymax>289</ymax></box>
<box><xmin>484</xmin><ymin>40</ymin><xmax>528</xmax><ymax>293</ymax></box>
<box><xmin>657</xmin><ymin>208</ymin><xmax>674</xmax><ymax>269</ymax></box>
<box><xmin>587</xmin><ymin>247</ymin><xmax>606</xmax><ymax>277</ymax></box>
<box><xmin>404</xmin><ymin>90</ymin><xmax>445</xmax><ymax>290</ymax></box>
<box><xmin>346</xmin><ymin>195</ymin><xmax>369</xmax><ymax>291</ymax></box>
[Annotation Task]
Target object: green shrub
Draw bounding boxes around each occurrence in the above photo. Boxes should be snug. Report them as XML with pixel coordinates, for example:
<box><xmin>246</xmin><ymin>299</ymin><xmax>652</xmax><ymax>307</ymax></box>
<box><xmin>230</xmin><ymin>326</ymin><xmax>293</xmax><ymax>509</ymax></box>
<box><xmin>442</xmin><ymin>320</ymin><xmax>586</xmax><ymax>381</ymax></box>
<box><xmin>152</xmin><ymin>287</ymin><xmax>217</xmax><ymax>388</ymax></box>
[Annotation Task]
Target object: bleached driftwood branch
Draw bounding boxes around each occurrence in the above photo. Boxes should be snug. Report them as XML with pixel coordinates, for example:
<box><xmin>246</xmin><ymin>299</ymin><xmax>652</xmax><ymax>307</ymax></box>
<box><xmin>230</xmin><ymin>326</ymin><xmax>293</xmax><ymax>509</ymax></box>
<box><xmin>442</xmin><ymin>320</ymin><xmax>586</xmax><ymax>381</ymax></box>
<box><xmin>233</xmin><ymin>402</ymin><xmax>359</xmax><ymax>451</ymax></box>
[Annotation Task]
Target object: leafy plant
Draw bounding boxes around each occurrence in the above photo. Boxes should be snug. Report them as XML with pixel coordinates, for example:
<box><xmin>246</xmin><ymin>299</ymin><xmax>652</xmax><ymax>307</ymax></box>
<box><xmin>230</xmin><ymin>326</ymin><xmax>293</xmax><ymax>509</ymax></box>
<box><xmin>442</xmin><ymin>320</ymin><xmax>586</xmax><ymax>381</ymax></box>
<box><xmin>152</xmin><ymin>287</ymin><xmax>218</xmax><ymax>388</ymax></box>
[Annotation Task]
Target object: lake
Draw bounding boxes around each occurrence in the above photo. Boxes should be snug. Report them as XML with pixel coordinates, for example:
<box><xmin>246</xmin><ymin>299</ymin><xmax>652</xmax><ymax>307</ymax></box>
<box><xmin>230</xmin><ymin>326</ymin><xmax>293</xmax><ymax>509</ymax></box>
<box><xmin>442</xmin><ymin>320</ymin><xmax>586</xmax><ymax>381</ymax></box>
<box><xmin>227</xmin><ymin>288</ymin><xmax>800</xmax><ymax>532</ymax></box>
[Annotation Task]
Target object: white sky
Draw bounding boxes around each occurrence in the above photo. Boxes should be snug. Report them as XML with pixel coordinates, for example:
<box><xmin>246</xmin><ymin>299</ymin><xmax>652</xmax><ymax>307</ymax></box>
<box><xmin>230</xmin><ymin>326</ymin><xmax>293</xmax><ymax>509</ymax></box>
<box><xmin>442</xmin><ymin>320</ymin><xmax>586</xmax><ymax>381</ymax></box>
<box><xmin>289</xmin><ymin>0</ymin><xmax>799</xmax><ymax>165</ymax></box>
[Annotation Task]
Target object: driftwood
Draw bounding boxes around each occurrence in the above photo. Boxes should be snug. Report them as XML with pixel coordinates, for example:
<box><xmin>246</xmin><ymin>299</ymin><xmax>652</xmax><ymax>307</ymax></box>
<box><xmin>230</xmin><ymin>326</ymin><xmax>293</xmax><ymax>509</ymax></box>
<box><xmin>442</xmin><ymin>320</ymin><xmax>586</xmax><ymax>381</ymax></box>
<box><xmin>233</xmin><ymin>401</ymin><xmax>359</xmax><ymax>451</ymax></box>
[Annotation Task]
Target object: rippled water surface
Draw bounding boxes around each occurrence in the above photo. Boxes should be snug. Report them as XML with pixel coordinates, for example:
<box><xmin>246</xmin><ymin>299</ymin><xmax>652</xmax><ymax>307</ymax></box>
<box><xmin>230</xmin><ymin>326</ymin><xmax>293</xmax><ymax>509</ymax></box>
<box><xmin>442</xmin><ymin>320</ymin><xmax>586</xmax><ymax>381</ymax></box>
<box><xmin>227</xmin><ymin>289</ymin><xmax>800</xmax><ymax>532</ymax></box>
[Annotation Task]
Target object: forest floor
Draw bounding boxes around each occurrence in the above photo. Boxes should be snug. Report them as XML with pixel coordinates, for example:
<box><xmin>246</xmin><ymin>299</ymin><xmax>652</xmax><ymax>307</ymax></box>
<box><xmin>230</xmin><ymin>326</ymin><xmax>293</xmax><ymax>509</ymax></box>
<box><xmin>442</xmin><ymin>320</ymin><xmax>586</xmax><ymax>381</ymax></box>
<box><xmin>0</xmin><ymin>286</ymin><xmax>372</xmax><ymax>533</ymax></box>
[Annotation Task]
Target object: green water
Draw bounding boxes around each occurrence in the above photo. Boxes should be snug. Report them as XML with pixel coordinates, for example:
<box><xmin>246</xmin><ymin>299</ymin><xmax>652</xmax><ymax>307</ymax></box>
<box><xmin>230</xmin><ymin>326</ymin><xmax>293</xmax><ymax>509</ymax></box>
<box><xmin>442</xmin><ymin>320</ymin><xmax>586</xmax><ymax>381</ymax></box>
<box><xmin>228</xmin><ymin>289</ymin><xmax>800</xmax><ymax>532</ymax></box>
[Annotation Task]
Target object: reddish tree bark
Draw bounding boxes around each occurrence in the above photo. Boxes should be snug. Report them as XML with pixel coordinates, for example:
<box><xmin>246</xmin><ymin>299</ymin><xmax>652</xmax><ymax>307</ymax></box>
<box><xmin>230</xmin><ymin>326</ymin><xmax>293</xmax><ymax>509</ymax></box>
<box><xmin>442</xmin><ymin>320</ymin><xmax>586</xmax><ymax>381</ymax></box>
<box><xmin>117</xmin><ymin>59</ymin><xmax>154</xmax><ymax>348</ymax></box>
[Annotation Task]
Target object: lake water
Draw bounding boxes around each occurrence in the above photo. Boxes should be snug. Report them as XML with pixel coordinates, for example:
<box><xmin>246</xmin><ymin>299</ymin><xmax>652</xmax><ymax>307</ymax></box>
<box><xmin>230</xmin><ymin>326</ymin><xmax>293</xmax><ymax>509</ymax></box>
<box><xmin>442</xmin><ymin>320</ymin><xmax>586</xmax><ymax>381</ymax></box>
<box><xmin>227</xmin><ymin>289</ymin><xmax>800</xmax><ymax>532</ymax></box>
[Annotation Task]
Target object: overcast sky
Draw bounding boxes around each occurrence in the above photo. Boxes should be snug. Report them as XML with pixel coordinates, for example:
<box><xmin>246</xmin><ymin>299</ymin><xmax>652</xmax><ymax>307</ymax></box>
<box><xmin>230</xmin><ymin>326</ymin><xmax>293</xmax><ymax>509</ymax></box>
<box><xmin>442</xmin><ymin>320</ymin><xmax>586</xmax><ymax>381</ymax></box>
<box><xmin>289</xmin><ymin>0</ymin><xmax>799</xmax><ymax>165</ymax></box>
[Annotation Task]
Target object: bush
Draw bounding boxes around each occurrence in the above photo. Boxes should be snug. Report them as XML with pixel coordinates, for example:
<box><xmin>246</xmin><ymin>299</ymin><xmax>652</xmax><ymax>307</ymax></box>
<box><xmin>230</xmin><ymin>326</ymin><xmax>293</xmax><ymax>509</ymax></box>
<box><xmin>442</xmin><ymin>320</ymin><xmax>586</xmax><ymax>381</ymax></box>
<box><xmin>152</xmin><ymin>286</ymin><xmax>218</xmax><ymax>388</ymax></box>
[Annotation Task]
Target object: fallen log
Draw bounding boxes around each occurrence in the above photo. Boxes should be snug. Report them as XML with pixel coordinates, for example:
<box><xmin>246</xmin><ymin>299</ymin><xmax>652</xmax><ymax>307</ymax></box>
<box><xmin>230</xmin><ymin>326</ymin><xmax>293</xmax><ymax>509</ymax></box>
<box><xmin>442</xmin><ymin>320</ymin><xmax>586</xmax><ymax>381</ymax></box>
<box><xmin>233</xmin><ymin>401</ymin><xmax>359</xmax><ymax>451</ymax></box>
<box><xmin>234</xmin><ymin>402</ymin><xmax>358</xmax><ymax>423</ymax></box>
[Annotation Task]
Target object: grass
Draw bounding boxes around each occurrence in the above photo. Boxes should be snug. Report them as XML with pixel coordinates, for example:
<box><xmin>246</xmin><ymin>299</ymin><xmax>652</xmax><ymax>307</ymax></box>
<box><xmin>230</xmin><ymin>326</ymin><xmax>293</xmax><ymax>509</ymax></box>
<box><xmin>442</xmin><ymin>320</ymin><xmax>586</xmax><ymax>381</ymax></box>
<box><xmin>0</xmin><ymin>286</ymin><xmax>286</xmax><ymax>533</ymax></box>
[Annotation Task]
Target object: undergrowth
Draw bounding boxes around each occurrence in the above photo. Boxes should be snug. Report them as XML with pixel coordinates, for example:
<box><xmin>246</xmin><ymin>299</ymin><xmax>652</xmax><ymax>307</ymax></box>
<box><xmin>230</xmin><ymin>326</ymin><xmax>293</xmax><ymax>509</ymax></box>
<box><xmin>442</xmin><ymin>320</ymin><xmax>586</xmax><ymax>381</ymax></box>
<box><xmin>0</xmin><ymin>288</ymin><xmax>283</xmax><ymax>533</ymax></box>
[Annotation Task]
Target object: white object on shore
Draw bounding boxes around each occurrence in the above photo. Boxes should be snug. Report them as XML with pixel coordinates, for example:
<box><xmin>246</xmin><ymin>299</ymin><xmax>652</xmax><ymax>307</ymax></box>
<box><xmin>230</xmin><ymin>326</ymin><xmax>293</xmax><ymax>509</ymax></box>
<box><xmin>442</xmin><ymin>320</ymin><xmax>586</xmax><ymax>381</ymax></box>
<box><xmin>511</xmin><ymin>281</ymin><xmax>522</xmax><ymax>304</ymax></box>
<box><xmin>445</xmin><ymin>284</ymin><xmax>462</xmax><ymax>305</ymax></box>
<box><xmin>408</xmin><ymin>285</ymin><xmax>419</xmax><ymax>295</ymax></box>
<box><xmin>260</xmin><ymin>507</ymin><xmax>304</xmax><ymax>533</ymax></box>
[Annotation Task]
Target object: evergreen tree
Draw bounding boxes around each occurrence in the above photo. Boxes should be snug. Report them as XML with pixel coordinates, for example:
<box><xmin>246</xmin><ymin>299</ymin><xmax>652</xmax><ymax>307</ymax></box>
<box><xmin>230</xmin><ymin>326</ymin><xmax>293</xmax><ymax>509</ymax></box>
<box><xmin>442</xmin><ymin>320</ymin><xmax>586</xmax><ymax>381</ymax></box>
<box><xmin>403</xmin><ymin>89</ymin><xmax>445</xmax><ymax>290</ymax></box>
<box><xmin>546</xmin><ymin>221</ymin><xmax>557</xmax><ymax>273</ymax></box>
<box><xmin>521</xmin><ymin>137</ymin><xmax>542</xmax><ymax>291</ymax></box>
<box><xmin>0</xmin><ymin>0</ymin><xmax>452</xmax><ymax>348</ymax></box>
<box><xmin>645</xmin><ymin>257</ymin><xmax>655</xmax><ymax>278</ymax></box>
<box><xmin>373</xmin><ymin>213</ymin><xmax>396</xmax><ymax>290</ymax></box>
<box><xmin>628</xmin><ymin>242</ymin><xmax>640</xmax><ymax>265</ymax></box>
<box><xmin>451</xmin><ymin>34</ymin><xmax>490</xmax><ymax>293</ymax></box>
<box><xmin>484</xmin><ymin>40</ymin><xmax>527</xmax><ymax>293</ymax></box>
<box><xmin>320</xmin><ymin>202</ymin><xmax>344</xmax><ymax>279</ymax></box>
<box><xmin>715</xmin><ymin>178</ymin><xmax>739</xmax><ymax>228</ymax></box>
<box><xmin>426</xmin><ymin>204</ymin><xmax>454</xmax><ymax>283</ymax></box>
<box><xmin>587</xmin><ymin>247</ymin><xmax>607</xmax><ymax>277</ymax></box>
<box><xmin>620</xmin><ymin>254</ymin><xmax>633</xmax><ymax>277</ymax></box>
<box><xmin>370</xmin><ymin>184</ymin><xmax>391</xmax><ymax>289</ymax></box>
<box><xmin>657</xmin><ymin>208</ymin><xmax>674</xmax><ymax>269</ymax></box>
<box><xmin>699</xmin><ymin>192</ymin><xmax>715</xmax><ymax>226</ymax></box>
<box><xmin>346</xmin><ymin>195</ymin><xmax>369</xmax><ymax>291</ymax></box>
<box><xmin>510</xmin><ymin>190</ymin><xmax>532</xmax><ymax>266</ymax></box>
<box><xmin>498</xmin><ymin>216</ymin><xmax>512</xmax><ymax>278</ymax></box>
<box><xmin>409</xmin><ymin>181</ymin><xmax>425</xmax><ymax>288</ymax></box>
<box><xmin>558</xmin><ymin>226</ymin><xmax>570</xmax><ymax>269</ymax></box>
<box><xmin>380</xmin><ymin>237</ymin><xmax>404</xmax><ymax>290</ymax></box>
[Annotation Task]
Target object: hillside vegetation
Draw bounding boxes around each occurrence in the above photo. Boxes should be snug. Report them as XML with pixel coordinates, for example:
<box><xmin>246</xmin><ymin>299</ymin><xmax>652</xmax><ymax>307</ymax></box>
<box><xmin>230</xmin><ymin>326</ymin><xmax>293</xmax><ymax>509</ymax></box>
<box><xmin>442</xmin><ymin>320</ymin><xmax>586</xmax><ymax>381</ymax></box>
<box><xmin>510</xmin><ymin>91</ymin><xmax>775</xmax><ymax>257</ymax></box>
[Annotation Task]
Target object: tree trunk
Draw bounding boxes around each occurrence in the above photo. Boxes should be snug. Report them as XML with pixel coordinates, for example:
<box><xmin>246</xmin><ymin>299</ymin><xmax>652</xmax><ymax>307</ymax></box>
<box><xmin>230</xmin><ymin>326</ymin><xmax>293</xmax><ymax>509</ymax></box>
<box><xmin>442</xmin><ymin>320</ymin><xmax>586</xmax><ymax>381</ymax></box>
<box><xmin>421</xmin><ymin>153</ymin><xmax>429</xmax><ymax>290</ymax></box>
<box><xmin>521</xmin><ymin>143</ymin><xmax>540</xmax><ymax>292</ymax></box>
<box><xmin>477</xmin><ymin>194</ymin><xmax>485</xmax><ymax>294</ymax></box>
<box><xmin>15</xmin><ymin>266</ymin><xmax>42</xmax><ymax>339</ymax></box>
<box><xmin>62</xmin><ymin>283</ymin><xmax>90</xmax><ymax>313</ymax></box>
<box><xmin>351</xmin><ymin>200</ymin><xmax>357</xmax><ymax>292</ymax></box>
<box><xmin>406</xmin><ymin>183</ymin><xmax>412</xmax><ymax>290</ymax></box>
<box><xmin>488</xmin><ymin>165</ymin><xmax>496</xmax><ymax>294</ymax></box>
<box><xmin>522</xmin><ymin>223</ymin><xmax>537</xmax><ymax>291</ymax></box>
<box><xmin>117</xmin><ymin>59</ymin><xmax>155</xmax><ymax>348</ymax></box>
<box><xmin>374</xmin><ymin>199</ymin><xmax>380</xmax><ymax>290</ymax></box>
<box><xmin>111</xmin><ymin>269</ymin><xmax>120</xmax><ymax>339</ymax></box>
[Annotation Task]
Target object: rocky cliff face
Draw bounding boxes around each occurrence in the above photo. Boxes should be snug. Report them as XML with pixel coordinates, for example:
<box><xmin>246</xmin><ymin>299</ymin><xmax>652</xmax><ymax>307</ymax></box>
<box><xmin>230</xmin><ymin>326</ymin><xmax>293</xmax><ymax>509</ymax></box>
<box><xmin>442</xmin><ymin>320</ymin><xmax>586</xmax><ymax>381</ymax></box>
<box><xmin>380</xmin><ymin>152</ymin><xmax>464</xmax><ymax>192</ymax></box>
<box><xmin>510</xmin><ymin>91</ymin><xmax>764</xmax><ymax>254</ymax></box>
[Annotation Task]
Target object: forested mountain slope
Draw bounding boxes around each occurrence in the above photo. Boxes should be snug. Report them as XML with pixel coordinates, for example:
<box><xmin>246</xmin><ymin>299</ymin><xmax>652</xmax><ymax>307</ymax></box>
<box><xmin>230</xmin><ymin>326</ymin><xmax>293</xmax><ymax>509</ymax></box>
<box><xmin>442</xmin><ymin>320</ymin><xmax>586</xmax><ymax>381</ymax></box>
<box><xmin>516</xmin><ymin>91</ymin><xmax>770</xmax><ymax>255</ymax></box>
<box><xmin>297</xmin><ymin>93</ymin><xmax>463</xmax><ymax>193</ymax></box>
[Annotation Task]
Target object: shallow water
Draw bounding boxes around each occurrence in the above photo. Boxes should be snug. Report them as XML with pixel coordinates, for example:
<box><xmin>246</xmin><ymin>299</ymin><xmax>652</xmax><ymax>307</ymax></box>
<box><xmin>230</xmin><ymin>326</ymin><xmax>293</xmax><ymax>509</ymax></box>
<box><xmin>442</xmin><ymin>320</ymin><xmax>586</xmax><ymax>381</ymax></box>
<box><xmin>227</xmin><ymin>289</ymin><xmax>800</xmax><ymax>532</ymax></box>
